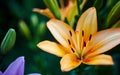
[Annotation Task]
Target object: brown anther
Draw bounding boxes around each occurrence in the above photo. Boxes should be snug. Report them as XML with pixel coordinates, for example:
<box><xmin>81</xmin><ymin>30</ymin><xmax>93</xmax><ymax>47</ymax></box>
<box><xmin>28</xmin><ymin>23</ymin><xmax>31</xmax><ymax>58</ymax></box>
<box><xmin>83</xmin><ymin>41</ymin><xmax>86</xmax><ymax>47</ymax></box>
<box><xmin>71</xmin><ymin>48</ymin><xmax>75</xmax><ymax>53</ymax></box>
<box><xmin>82</xmin><ymin>30</ymin><xmax>84</xmax><ymax>36</ymax></box>
<box><xmin>89</xmin><ymin>34</ymin><xmax>92</xmax><ymax>40</ymax></box>
<box><xmin>68</xmin><ymin>39</ymin><xmax>71</xmax><ymax>45</ymax></box>
<box><xmin>69</xmin><ymin>30</ymin><xmax>72</xmax><ymax>36</ymax></box>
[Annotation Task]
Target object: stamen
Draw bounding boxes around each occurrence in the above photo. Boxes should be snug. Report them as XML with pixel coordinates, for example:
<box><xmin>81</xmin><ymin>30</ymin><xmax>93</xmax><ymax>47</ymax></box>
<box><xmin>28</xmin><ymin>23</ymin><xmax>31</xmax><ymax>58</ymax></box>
<box><xmin>68</xmin><ymin>39</ymin><xmax>71</xmax><ymax>45</ymax></box>
<box><xmin>89</xmin><ymin>34</ymin><xmax>92</xmax><ymax>40</ymax></box>
<box><xmin>82</xmin><ymin>30</ymin><xmax>84</xmax><ymax>36</ymax></box>
<box><xmin>69</xmin><ymin>30</ymin><xmax>72</xmax><ymax>36</ymax></box>
<box><xmin>83</xmin><ymin>41</ymin><xmax>86</xmax><ymax>47</ymax></box>
<box><xmin>71</xmin><ymin>48</ymin><xmax>75</xmax><ymax>53</ymax></box>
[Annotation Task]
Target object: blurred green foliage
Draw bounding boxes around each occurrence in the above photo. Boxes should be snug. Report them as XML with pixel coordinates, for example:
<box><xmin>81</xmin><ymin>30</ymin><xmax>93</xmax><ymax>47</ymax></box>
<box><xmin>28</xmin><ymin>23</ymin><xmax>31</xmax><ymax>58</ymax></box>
<box><xmin>0</xmin><ymin>0</ymin><xmax>120</xmax><ymax>75</ymax></box>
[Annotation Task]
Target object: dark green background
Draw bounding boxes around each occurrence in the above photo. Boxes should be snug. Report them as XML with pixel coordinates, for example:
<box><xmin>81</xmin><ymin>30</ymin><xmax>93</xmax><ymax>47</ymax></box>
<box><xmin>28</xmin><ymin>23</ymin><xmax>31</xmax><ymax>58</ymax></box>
<box><xmin>0</xmin><ymin>0</ymin><xmax>120</xmax><ymax>75</ymax></box>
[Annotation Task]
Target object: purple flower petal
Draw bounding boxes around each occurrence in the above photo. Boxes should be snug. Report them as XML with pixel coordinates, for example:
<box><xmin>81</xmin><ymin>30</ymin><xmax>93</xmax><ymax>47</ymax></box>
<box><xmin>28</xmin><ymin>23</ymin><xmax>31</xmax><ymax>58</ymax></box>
<box><xmin>0</xmin><ymin>71</ymin><xmax>3</xmax><ymax>75</ymax></box>
<box><xmin>28</xmin><ymin>73</ymin><xmax>41</xmax><ymax>75</ymax></box>
<box><xmin>3</xmin><ymin>56</ymin><xmax>24</xmax><ymax>75</ymax></box>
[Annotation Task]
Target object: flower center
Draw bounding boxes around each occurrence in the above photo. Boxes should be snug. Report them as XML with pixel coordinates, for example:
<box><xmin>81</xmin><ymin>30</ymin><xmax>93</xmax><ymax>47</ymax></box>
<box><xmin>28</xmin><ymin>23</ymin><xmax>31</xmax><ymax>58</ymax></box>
<box><xmin>67</xmin><ymin>30</ymin><xmax>80</xmax><ymax>58</ymax></box>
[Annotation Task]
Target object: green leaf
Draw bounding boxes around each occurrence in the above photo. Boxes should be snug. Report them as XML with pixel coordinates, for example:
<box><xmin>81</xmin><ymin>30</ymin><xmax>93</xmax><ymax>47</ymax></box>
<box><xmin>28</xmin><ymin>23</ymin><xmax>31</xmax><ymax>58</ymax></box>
<box><xmin>112</xmin><ymin>20</ymin><xmax>120</xmax><ymax>28</ymax></box>
<box><xmin>0</xmin><ymin>28</ymin><xmax>16</xmax><ymax>54</ymax></box>
<box><xmin>106</xmin><ymin>1</ymin><xmax>120</xmax><ymax>27</ymax></box>
<box><xmin>43</xmin><ymin>0</ymin><xmax>61</xmax><ymax>19</ymax></box>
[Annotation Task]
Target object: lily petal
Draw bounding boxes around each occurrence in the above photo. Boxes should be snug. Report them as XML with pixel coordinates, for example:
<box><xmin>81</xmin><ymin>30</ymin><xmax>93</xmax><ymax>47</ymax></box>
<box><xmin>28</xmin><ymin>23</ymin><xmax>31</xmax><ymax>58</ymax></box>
<box><xmin>84</xmin><ymin>28</ymin><xmax>120</xmax><ymax>58</ymax></box>
<box><xmin>76</xmin><ymin>7</ymin><xmax>97</xmax><ymax>43</ymax></box>
<box><xmin>33</xmin><ymin>8</ymin><xmax>55</xmax><ymax>18</ymax></box>
<box><xmin>37</xmin><ymin>41</ymin><xmax>67</xmax><ymax>57</ymax></box>
<box><xmin>60</xmin><ymin>54</ymin><xmax>81</xmax><ymax>72</ymax></box>
<box><xmin>0</xmin><ymin>71</ymin><xmax>2</xmax><ymax>75</ymax></box>
<box><xmin>47</xmin><ymin>19</ymin><xmax>77</xmax><ymax>52</ymax></box>
<box><xmin>28</xmin><ymin>73</ymin><xmax>41</xmax><ymax>75</ymax></box>
<box><xmin>83</xmin><ymin>54</ymin><xmax>114</xmax><ymax>65</ymax></box>
<box><xmin>3</xmin><ymin>56</ymin><xmax>24</xmax><ymax>75</ymax></box>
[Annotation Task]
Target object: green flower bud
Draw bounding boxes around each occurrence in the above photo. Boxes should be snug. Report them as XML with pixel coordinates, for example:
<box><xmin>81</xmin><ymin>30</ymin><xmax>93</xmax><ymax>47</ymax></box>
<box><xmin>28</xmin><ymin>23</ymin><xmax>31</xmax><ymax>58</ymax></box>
<box><xmin>19</xmin><ymin>20</ymin><xmax>31</xmax><ymax>40</ymax></box>
<box><xmin>31</xmin><ymin>14</ymin><xmax>39</xmax><ymax>27</ymax></box>
<box><xmin>34</xmin><ymin>22</ymin><xmax>46</xmax><ymax>44</ymax></box>
<box><xmin>38</xmin><ymin>22</ymin><xmax>46</xmax><ymax>35</ymax></box>
<box><xmin>0</xmin><ymin>28</ymin><xmax>16</xmax><ymax>54</ymax></box>
<box><xmin>43</xmin><ymin>0</ymin><xmax>61</xmax><ymax>19</ymax></box>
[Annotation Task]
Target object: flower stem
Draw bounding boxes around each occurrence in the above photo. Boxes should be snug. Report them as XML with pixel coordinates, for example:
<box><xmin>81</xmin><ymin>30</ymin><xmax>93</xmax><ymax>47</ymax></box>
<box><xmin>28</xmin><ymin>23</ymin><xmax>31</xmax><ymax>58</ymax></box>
<box><xmin>77</xmin><ymin>0</ymin><xmax>83</xmax><ymax>15</ymax></box>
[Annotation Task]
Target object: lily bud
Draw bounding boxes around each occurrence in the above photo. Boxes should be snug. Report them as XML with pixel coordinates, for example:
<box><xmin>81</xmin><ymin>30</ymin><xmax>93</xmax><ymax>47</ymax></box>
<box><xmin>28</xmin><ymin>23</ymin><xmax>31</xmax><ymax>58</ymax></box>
<box><xmin>30</xmin><ymin>14</ymin><xmax>39</xmax><ymax>27</ymax></box>
<box><xmin>35</xmin><ymin>22</ymin><xmax>46</xmax><ymax>43</ymax></box>
<box><xmin>19</xmin><ymin>20</ymin><xmax>31</xmax><ymax>40</ymax></box>
<box><xmin>38</xmin><ymin>22</ymin><xmax>46</xmax><ymax>35</ymax></box>
<box><xmin>0</xmin><ymin>28</ymin><xmax>16</xmax><ymax>54</ymax></box>
<box><xmin>43</xmin><ymin>0</ymin><xmax>61</xmax><ymax>19</ymax></box>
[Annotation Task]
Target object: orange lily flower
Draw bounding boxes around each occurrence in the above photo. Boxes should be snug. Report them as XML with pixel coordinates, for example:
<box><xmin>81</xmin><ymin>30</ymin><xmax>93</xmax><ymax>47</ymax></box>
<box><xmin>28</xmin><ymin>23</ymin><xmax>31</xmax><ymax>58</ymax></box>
<box><xmin>37</xmin><ymin>7</ymin><xmax>120</xmax><ymax>72</ymax></box>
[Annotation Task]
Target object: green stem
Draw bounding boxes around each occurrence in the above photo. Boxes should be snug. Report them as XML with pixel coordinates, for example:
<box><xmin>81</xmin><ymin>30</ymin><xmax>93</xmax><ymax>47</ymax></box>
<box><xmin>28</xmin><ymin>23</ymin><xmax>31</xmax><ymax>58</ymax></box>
<box><xmin>77</xmin><ymin>0</ymin><xmax>83</xmax><ymax>15</ymax></box>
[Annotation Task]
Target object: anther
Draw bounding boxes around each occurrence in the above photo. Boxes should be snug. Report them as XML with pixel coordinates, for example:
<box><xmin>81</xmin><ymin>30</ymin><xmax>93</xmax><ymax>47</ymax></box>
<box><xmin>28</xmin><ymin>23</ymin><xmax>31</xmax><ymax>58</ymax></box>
<box><xmin>83</xmin><ymin>41</ymin><xmax>86</xmax><ymax>47</ymax></box>
<box><xmin>71</xmin><ymin>48</ymin><xmax>75</xmax><ymax>53</ymax></box>
<box><xmin>69</xmin><ymin>30</ymin><xmax>72</xmax><ymax>36</ymax></box>
<box><xmin>89</xmin><ymin>34</ymin><xmax>92</xmax><ymax>40</ymax></box>
<box><xmin>82</xmin><ymin>30</ymin><xmax>84</xmax><ymax>36</ymax></box>
<box><xmin>68</xmin><ymin>39</ymin><xmax>71</xmax><ymax>45</ymax></box>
